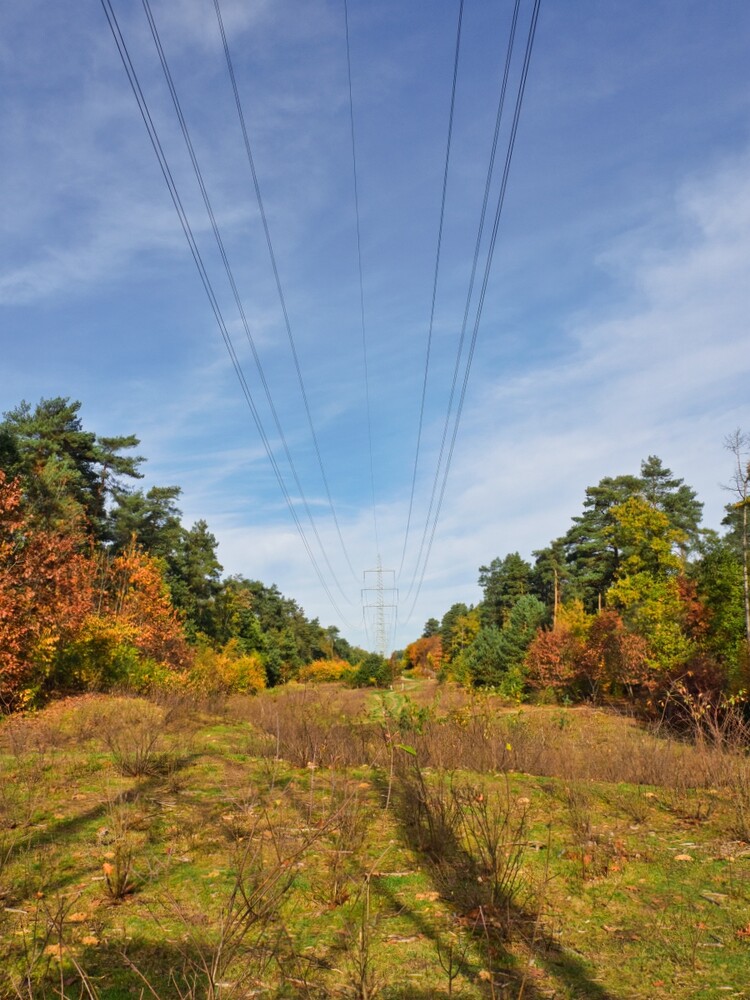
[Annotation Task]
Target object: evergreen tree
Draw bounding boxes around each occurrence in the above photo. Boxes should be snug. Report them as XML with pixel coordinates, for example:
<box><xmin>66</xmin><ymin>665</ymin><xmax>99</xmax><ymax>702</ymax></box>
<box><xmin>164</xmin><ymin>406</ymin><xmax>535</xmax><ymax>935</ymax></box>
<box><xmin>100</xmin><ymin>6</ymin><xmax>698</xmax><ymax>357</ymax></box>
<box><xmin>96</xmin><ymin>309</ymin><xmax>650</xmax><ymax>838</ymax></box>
<box><xmin>422</xmin><ymin>617</ymin><xmax>440</xmax><ymax>638</ymax></box>
<box><xmin>1</xmin><ymin>397</ymin><xmax>143</xmax><ymax>535</ymax></box>
<box><xmin>531</xmin><ymin>538</ymin><xmax>568</xmax><ymax>613</ymax></box>
<box><xmin>478</xmin><ymin>553</ymin><xmax>532</xmax><ymax>627</ymax></box>
<box><xmin>168</xmin><ymin>519</ymin><xmax>223</xmax><ymax>638</ymax></box>
<box><xmin>464</xmin><ymin>595</ymin><xmax>546</xmax><ymax>690</ymax></box>
<box><xmin>563</xmin><ymin>474</ymin><xmax>642</xmax><ymax>611</ymax></box>
<box><xmin>107</xmin><ymin>485</ymin><xmax>183</xmax><ymax>558</ymax></box>
<box><xmin>640</xmin><ymin>455</ymin><xmax>703</xmax><ymax>549</ymax></box>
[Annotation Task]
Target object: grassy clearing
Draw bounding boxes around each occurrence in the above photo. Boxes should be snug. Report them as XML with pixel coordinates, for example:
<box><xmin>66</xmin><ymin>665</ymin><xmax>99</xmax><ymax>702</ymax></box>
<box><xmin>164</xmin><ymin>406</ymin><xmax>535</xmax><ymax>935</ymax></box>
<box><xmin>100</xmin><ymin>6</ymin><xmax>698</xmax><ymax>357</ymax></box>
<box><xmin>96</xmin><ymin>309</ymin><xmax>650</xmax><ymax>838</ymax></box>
<box><xmin>1</xmin><ymin>685</ymin><xmax>749</xmax><ymax>998</ymax></box>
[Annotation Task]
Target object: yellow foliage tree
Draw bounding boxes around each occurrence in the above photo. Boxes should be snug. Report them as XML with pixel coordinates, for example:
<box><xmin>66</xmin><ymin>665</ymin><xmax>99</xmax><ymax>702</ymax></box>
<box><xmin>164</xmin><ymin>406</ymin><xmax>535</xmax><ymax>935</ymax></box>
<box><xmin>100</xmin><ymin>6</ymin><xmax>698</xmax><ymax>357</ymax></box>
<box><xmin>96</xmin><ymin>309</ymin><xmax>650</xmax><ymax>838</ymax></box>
<box><xmin>607</xmin><ymin>497</ymin><xmax>693</xmax><ymax>673</ymax></box>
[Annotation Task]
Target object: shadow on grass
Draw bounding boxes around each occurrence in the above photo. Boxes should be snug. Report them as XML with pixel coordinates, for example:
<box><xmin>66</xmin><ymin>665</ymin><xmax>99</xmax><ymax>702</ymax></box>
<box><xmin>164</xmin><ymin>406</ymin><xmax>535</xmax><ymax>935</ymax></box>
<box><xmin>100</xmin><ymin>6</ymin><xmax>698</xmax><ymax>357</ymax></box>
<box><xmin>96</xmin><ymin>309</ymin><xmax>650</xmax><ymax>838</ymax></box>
<box><xmin>4</xmin><ymin>923</ymin><xmax>286</xmax><ymax>1000</ymax></box>
<box><xmin>1</xmin><ymin>935</ymin><xmax>209</xmax><ymax>1000</ymax></box>
<box><xmin>372</xmin><ymin>766</ymin><xmax>621</xmax><ymax>1000</ymax></box>
<box><xmin>2</xmin><ymin>755</ymin><xmax>197</xmax><ymax>898</ymax></box>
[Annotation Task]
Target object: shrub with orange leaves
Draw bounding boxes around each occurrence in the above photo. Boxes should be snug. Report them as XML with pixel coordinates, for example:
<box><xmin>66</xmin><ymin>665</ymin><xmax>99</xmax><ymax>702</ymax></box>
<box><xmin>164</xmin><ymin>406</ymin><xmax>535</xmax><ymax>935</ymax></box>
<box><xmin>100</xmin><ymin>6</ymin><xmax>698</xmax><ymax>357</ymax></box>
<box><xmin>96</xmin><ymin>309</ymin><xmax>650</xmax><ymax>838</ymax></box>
<box><xmin>579</xmin><ymin>609</ymin><xmax>652</xmax><ymax>699</ymax></box>
<box><xmin>525</xmin><ymin>625</ymin><xmax>583</xmax><ymax>693</ymax></box>
<box><xmin>526</xmin><ymin>601</ymin><xmax>592</xmax><ymax>695</ymax></box>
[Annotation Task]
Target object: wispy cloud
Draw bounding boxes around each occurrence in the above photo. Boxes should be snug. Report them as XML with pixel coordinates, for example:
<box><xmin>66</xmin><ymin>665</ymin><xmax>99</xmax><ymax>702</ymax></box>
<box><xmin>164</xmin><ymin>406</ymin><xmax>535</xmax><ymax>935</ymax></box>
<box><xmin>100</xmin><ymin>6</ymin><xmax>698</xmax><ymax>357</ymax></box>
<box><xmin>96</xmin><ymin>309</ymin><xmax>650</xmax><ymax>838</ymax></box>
<box><xmin>196</xmin><ymin>147</ymin><xmax>750</xmax><ymax>644</ymax></box>
<box><xmin>3</xmin><ymin>2</ymin><xmax>748</xmax><ymax>653</ymax></box>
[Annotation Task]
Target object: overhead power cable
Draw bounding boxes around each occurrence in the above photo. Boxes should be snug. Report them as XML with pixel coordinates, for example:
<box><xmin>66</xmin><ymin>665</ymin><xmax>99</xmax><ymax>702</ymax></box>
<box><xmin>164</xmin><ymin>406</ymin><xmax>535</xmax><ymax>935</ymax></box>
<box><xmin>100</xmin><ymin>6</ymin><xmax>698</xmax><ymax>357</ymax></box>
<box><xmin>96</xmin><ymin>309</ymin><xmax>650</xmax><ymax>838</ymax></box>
<box><xmin>403</xmin><ymin>0</ymin><xmax>523</xmax><ymax>608</ymax></box>
<box><xmin>343</xmin><ymin>0</ymin><xmax>380</xmax><ymax>560</ymax></box>
<box><xmin>140</xmin><ymin>0</ymin><xmax>354</xmax><ymax>609</ymax></box>
<box><xmin>403</xmin><ymin>0</ymin><xmax>541</xmax><ymax>624</ymax></box>
<box><xmin>99</xmin><ymin>0</ymin><xmax>354</xmax><ymax>629</ymax></box>
<box><xmin>212</xmin><ymin>0</ymin><xmax>359</xmax><ymax>586</ymax></box>
<box><xmin>398</xmin><ymin>0</ymin><xmax>465</xmax><ymax>581</ymax></box>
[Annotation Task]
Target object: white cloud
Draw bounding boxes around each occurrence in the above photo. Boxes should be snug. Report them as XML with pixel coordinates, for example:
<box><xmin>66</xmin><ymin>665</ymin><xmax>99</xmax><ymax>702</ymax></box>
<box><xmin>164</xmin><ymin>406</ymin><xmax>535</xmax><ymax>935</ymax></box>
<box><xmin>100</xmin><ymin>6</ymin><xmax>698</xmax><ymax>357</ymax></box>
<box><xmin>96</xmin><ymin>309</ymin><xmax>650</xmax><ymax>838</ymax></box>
<box><xmin>194</xmin><ymin>147</ymin><xmax>750</xmax><ymax>647</ymax></box>
<box><xmin>3</xmin><ymin>4</ymin><xmax>747</xmax><ymax>656</ymax></box>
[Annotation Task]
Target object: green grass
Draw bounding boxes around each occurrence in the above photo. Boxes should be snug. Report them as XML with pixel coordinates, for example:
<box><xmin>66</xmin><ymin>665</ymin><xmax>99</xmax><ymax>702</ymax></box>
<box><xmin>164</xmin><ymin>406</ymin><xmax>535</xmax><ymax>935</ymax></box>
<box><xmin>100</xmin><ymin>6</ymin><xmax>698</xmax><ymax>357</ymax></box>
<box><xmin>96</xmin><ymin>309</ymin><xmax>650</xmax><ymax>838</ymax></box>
<box><xmin>1</xmin><ymin>689</ymin><xmax>749</xmax><ymax>998</ymax></box>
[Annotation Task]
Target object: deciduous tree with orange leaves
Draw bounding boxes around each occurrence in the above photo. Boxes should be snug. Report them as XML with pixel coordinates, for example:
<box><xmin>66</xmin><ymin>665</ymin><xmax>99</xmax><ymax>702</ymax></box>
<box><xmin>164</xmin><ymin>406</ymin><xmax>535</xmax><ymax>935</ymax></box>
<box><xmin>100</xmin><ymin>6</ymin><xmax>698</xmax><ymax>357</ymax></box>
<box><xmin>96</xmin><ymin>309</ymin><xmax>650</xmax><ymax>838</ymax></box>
<box><xmin>0</xmin><ymin>471</ymin><xmax>94</xmax><ymax>707</ymax></box>
<box><xmin>404</xmin><ymin>634</ymin><xmax>443</xmax><ymax>676</ymax></box>
<box><xmin>104</xmin><ymin>542</ymin><xmax>190</xmax><ymax>670</ymax></box>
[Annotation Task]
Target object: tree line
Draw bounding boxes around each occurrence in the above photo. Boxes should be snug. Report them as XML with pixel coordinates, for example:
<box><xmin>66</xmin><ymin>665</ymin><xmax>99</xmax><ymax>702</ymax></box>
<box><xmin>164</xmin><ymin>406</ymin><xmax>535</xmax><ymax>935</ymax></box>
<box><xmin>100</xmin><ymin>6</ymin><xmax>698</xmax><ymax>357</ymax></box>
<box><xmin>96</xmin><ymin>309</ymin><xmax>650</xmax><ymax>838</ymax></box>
<box><xmin>0</xmin><ymin>397</ymin><xmax>388</xmax><ymax>709</ymax></box>
<box><xmin>405</xmin><ymin>446</ymin><xmax>750</xmax><ymax>707</ymax></box>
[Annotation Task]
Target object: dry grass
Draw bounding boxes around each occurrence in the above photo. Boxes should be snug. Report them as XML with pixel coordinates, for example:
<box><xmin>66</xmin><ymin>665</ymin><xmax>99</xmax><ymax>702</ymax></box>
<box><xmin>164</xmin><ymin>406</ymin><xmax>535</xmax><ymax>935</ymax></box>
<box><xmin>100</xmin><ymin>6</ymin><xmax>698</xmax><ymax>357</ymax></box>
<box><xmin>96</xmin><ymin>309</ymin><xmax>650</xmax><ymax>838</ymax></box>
<box><xmin>1</xmin><ymin>684</ymin><xmax>750</xmax><ymax>999</ymax></box>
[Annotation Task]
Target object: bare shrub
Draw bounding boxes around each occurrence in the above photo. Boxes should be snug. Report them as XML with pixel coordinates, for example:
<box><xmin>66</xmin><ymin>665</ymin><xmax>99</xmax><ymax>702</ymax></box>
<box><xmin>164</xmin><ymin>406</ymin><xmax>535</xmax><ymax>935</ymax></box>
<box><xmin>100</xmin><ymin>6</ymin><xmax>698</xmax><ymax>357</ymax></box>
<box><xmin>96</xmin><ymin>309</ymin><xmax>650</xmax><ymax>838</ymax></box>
<box><xmin>729</xmin><ymin>758</ymin><xmax>750</xmax><ymax>840</ymax></box>
<box><xmin>436</xmin><ymin>920</ymin><xmax>472</xmax><ymax>996</ymax></box>
<box><xmin>97</xmin><ymin>698</ymin><xmax>171</xmax><ymax>777</ymax></box>
<box><xmin>147</xmin><ymin>803</ymin><xmax>328</xmax><ymax>999</ymax></box>
<box><xmin>233</xmin><ymin>685</ymin><xmax>377</xmax><ymax>770</ymax></box>
<box><xmin>453</xmin><ymin>777</ymin><xmax>529</xmax><ymax>917</ymax></box>
<box><xmin>343</xmin><ymin>877</ymin><xmax>382</xmax><ymax>1000</ymax></box>
<box><xmin>395</xmin><ymin>755</ymin><xmax>530</xmax><ymax>933</ymax></box>
<box><xmin>317</xmin><ymin>784</ymin><xmax>371</xmax><ymax>907</ymax></box>
<box><xmin>1</xmin><ymin>891</ymin><xmax>92</xmax><ymax>997</ymax></box>
<box><xmin>609</xmin><ymin>784</ymin><xmax>653</xmax><ymax>825</ymax></box>
<box><xmin>100</xmin><ymin>798</ymin><xmax>141</xmax><ymax>902</ymax></box>
<box><xmin>149</xmin><ymin>687</ymin><xmax>200</xmax><ymax>731</ymax></box>
<box><xmin>396</xmin><ymin>761</ymin><xmax>463</xmax><ymax>864</ymax></box>
<box><xmin>564</xmin><ymin>783</ymin><xmax>593</xmax><ymax>844</ymax></box>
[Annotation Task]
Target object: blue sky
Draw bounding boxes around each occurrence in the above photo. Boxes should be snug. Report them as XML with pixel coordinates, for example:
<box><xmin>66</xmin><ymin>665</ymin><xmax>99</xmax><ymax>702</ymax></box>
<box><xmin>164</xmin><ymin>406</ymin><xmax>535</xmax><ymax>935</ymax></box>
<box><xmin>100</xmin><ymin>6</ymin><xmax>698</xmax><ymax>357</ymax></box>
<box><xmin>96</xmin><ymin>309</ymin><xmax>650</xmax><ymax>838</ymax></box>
<box><xmin>2</xmin><ymin>0</ymin><xmax>749</xmax><ymax>650</ymax></box>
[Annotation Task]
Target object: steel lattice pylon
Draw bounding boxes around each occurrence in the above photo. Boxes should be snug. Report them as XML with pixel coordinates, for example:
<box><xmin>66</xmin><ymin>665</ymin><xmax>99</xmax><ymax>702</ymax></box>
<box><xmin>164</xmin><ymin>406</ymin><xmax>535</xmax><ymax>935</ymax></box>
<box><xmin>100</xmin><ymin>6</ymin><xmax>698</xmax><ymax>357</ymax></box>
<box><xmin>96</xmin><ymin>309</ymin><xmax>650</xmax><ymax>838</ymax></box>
<box><xmin>362</xmin><ymin>558</ymin><xmax>397</xmax><ymax>657</ymax></box>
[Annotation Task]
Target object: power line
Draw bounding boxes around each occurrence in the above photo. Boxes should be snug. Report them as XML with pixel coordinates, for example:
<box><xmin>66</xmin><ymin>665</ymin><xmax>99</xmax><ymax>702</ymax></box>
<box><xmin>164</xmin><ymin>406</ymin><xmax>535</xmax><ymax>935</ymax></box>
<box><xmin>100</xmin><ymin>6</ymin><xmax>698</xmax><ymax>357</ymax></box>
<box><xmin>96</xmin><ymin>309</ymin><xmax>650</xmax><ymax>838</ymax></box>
<box><xmin>212</xmin><ymin>0</ymin><xmax>359</xmax><ymax>586</ymax></box>
<box><xmin>398</xmin><ymin>0</ymin><xmax>465</xmax><ymax>581</ymax></box>
<box><xmin>99</xmin><ymin>0</ymin><xmax>354</xmax><ymax>629</ymax></box>
<box><xmin>403</xmin><ymin>0</ymin><xmax>523</xmax><ymax>608</ymax></box>
<box><xmin>343</xmin><ymin>0</ymin><xmax>380</xmax><ymax>561</ymax></box>
<box><xmin>403</xmin><ymin>0</ymin><xmax>541</xmax><ymax>625</ymax></box>
<box><xmin>140</xmin><ymin>0</ymin><xmax>354</xmax><ymax>610</ymax></box>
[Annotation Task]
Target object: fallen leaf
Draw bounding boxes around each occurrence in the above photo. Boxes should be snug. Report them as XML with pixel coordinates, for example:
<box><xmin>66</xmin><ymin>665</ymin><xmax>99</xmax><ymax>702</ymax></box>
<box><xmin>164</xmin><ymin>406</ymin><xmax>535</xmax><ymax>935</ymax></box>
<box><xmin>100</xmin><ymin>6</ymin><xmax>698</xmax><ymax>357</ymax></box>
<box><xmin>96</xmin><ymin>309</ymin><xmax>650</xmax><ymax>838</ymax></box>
<box><xmin>674</xmin><ymin>854</ymin><xmax>693</xmax><ymax>862</ymax></box>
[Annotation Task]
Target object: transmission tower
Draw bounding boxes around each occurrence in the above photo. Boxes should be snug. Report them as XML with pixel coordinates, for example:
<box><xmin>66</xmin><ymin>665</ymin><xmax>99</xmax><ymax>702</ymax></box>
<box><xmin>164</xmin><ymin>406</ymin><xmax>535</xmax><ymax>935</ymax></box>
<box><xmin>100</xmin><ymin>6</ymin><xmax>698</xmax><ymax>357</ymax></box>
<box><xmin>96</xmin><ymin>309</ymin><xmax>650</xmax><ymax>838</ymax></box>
<box><xmin>362</xmin><ymin>559</ymin><xmax>397</xmax><ymax>657</ymax></box>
